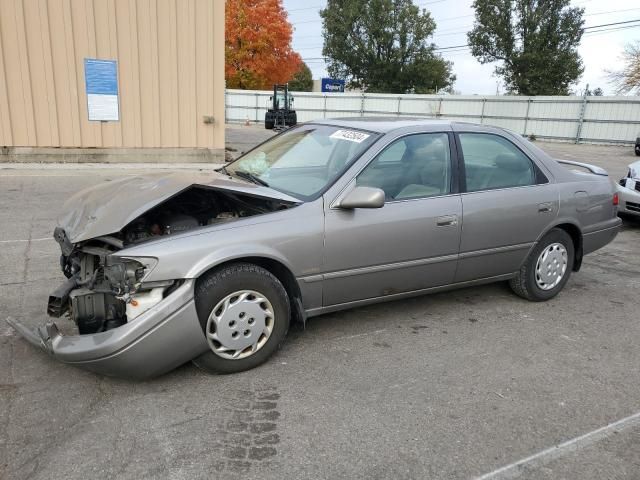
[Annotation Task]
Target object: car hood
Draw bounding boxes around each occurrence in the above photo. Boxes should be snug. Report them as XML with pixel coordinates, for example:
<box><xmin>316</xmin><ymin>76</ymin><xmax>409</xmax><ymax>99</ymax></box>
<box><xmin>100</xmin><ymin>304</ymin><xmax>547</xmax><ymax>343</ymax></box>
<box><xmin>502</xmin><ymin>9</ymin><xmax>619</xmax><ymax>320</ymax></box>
<box><xmin>59</xmin><ymin>171</ymin><xmax>300</xmax><ymax>243</ymax></box>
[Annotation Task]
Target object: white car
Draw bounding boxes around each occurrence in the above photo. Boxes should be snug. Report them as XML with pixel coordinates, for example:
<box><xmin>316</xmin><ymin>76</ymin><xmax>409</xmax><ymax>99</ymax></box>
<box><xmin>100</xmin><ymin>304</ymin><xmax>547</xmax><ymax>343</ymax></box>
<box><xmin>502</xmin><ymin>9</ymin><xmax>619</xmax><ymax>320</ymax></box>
<box><xmin>618</xmin><ymin>159</ymin><xmax>640</xmax><ymax>217</ymax></box>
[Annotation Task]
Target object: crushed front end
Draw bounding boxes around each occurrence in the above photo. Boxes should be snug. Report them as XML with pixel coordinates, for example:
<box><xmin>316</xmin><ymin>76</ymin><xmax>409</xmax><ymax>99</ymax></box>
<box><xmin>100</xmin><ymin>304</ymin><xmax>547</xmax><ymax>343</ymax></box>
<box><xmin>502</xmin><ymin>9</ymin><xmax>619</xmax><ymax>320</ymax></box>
<box><xmin>7</xmin><ymin>179</ymin><xmax>297</xmax><ymax>378</ymax></box>
<box><xmin>49</xmin><ymin>227</ymin><xmax>164</xmax><ymax>334</ymax></box>
<box><xmin>8</xmin><ymin>227</ymin><xmax>208</xmax><ymax>379</ymax></box>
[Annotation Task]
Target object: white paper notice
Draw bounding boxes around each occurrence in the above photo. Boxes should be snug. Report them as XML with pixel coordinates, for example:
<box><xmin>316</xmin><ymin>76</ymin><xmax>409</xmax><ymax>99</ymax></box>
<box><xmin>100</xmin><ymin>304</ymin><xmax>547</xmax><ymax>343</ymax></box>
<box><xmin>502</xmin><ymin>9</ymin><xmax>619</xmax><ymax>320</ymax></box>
<box><xmin>87</xmin><ymin>94</ymin><xmax>119</xmax><ymax>121</ymax></box>
<box><xmin>329</xmin><ymin>129</ymin><xmax>371</xmax><ymax>143</ymax></box>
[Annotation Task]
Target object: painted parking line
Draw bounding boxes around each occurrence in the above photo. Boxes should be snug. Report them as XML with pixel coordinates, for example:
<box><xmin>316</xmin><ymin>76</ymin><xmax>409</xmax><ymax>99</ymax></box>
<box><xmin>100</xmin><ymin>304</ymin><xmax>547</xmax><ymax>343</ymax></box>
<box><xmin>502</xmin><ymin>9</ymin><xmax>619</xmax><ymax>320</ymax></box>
<box><xmin>0</xmin><ymin>173</ymin><xmax>142</xmax><ymax>177</ymax></box>
<box><xmin>0</xmin><ymin>237</ymin><xmax>51</xmax><ymax>244</ymax></box>
<box><xmin>473</xmin><ymin>410</ymin><xmax>640</xmax><ymax>480</ymax></box>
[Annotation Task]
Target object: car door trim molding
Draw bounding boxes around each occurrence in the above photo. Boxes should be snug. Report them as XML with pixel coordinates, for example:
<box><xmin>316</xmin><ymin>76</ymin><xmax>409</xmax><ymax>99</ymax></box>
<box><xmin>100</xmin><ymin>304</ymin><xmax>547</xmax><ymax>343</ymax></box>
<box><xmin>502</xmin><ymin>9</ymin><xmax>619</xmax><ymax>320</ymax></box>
<box><xmin>459</xmin><ymin>182</ymin><xmax>556</xmax><ymax>196</ymax></box>
<box><xmin>300</xmin><ymin>253</ymin><xmax>459</xmax><ymax>282</ymax></box>
<box><xmin>331</xmin><ymin>181</ymin><xmax>461</xmax><ymax>209</ymax></box>
<box><xmin>459</xmin><ymin>242</ymin><xmax>534</xmax><ymax>259</ymax></box>
<box><xmin>305</xmin><ymin>272</ymin><xmax>516</xmax><ymax>318</ymax></box>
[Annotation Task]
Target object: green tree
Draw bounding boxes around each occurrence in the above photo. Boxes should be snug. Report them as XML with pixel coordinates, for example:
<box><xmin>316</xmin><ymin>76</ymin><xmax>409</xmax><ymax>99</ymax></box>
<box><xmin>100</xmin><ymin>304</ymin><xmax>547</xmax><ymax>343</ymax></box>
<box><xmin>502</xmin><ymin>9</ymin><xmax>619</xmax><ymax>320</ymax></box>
<box><xmin>320</xmin><ymin>0</ymin><xmax>455</xmax><ymax>93</ymax></box>
<box><xmin>467</xmin><ymin>0</ymin><xmax>585</xmax><ymax>95</ymax></box>
<box><xmin>289</xmin><ymin>62</ymin><xmax>314</xmax><ymax>91</ymax></box>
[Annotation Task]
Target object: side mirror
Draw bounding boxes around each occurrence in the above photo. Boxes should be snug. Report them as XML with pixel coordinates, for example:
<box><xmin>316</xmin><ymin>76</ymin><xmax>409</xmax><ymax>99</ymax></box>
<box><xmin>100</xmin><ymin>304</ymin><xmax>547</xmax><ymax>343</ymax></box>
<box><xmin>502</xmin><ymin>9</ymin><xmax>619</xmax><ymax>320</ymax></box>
<box><xmin>337</xmin><ymin>186</ymin><xmax>385</xmax><ymax>209</ymax></box>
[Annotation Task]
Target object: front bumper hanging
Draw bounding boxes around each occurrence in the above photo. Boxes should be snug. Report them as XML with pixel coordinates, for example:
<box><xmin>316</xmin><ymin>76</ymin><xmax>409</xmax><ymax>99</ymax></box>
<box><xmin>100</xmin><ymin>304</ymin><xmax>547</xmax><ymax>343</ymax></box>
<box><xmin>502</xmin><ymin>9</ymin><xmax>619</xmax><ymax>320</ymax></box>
<box><xmin>6</xmin><ymin>279</ymin><xmax>209</xmax><ymax>379</ymax></box>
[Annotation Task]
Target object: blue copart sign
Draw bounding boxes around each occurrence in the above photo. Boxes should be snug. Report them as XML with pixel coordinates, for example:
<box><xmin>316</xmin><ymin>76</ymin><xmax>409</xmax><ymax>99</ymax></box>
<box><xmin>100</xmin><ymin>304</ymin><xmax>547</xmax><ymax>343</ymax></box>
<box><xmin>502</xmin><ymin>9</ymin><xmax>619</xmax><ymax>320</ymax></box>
<box><xmin>321</xmin><ymin>78</ymin><xmax>345</xmax><ymax>93</ymax></box>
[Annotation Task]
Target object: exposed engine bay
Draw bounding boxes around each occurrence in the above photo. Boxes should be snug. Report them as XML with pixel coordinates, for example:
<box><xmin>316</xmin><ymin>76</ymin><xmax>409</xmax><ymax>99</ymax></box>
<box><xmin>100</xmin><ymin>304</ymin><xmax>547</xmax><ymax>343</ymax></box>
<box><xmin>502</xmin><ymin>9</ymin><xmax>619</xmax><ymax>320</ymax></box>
<box><xmin>49</xmin><ymin>186</ymin><xmax>296</xmax><ymax>335</ymax></box>
<box><xmin>121</xmin><ymin>186</ymin><xmax>292</xmax><ymax>245</ymax></box>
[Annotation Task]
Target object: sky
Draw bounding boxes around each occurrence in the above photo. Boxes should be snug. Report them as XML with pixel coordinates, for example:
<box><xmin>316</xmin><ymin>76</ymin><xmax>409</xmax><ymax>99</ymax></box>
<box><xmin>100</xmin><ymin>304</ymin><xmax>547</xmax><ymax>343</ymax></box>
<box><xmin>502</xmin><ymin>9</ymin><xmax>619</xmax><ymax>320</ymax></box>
<box><xmin>282</xmin><ymin>0</ymin><xmax>640</xmax><ymax>95</ymax></box>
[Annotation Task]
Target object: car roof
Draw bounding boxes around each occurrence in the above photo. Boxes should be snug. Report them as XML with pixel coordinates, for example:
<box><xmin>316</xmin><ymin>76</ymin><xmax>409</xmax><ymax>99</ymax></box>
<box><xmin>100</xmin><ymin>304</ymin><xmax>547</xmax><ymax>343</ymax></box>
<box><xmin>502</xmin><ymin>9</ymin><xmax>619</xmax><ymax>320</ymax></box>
<box><xmin>311</xmin><ymin>117</ymin><xmax>470</xmax><ymax>133</ymax></box>
<box><xmin>311</xmin><ymin>117</ymin><xmax>451</xmax><ymax>133</ymax></box>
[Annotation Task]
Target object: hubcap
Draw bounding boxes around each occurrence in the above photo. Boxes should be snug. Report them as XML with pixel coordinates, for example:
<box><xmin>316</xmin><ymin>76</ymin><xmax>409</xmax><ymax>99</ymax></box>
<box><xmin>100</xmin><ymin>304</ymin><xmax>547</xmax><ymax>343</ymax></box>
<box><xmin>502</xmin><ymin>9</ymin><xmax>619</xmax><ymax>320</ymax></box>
<box><xmin>205</xmin><ymin>290</ymin><xmax>274</xmax><ymax>360</ymax></box>
<box><xmin>535</xmin><ymin>243</ymin><xmax>568</xmax><ymax>290</ymax></box>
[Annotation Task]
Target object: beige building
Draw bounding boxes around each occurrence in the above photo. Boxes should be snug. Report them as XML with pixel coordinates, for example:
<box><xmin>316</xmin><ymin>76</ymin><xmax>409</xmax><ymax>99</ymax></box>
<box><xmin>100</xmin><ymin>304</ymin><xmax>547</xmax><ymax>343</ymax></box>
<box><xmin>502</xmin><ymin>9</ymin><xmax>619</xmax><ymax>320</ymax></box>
<box><xmin>0</xmin><ymin>0</ymin><xmax>225</xmax><ymax>159</ymax></box>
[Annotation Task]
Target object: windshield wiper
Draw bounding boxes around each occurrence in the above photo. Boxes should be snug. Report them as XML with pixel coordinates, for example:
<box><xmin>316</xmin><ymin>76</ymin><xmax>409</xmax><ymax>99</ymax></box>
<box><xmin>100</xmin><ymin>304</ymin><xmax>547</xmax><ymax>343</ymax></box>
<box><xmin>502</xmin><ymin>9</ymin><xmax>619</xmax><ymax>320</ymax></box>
<box><xmin>233</xmin><ymin>170</ymin><xmax>270</xmax><ymax>187</ymax></box>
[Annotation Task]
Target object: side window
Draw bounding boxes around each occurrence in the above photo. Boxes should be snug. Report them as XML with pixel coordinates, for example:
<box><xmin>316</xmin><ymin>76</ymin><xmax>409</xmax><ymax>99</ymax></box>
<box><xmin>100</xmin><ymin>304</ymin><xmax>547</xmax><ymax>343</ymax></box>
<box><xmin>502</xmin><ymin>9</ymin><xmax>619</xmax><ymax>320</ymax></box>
<box><xmin>459</xmin><ymin>133</ymin><xmax>543</xmax><ymax>192</ymax></box>
<box><xmin>376</xmin><ymin>141</ymin><xmax>406</xmax><ymax>164</ymax></box>
<box><xmin>357</xmin><ymin>133</ymin><xmax>451</xmax><ymax>200</ymax></box>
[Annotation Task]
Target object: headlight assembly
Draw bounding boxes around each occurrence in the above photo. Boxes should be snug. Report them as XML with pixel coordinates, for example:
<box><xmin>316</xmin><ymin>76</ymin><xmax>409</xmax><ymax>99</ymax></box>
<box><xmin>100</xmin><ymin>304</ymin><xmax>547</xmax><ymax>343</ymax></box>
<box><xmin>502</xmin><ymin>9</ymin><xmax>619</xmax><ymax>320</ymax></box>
<box><xmin>104</xmin><ymin>256</ymin><xmax>159</xmax><ymax>295</ymax></box>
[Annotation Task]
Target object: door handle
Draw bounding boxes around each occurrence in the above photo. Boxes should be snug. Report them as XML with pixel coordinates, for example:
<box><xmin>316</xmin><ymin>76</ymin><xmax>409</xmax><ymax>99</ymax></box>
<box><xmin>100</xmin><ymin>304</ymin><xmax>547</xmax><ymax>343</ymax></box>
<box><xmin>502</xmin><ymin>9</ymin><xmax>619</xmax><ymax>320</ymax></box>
<box><xmin>538</xmin><ymin>202</ymin><xmax>554</xmax><ymax>213</ymax></box>
<box><xmin>436</xmin><ymin>215</ymin><xmax>458</xmax><ymax>227</ymax></box>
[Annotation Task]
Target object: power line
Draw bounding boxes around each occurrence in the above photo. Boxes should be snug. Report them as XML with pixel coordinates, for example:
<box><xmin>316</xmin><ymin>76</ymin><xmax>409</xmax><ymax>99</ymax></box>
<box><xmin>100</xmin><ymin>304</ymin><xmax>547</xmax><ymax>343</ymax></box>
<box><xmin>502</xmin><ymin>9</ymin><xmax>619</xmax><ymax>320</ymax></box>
<box><xmin>287</xmin><ymin>4</ymin><xmax>324</xmax><ymax>12</ymax></box>
<box><xmin>585</xmin><ymin>7</ymin><xmax>640</xmax><ymax>17</ymax></box>
<box><xmin>584</xmin><ymin>24</ymin><xmax>640</xmax><ymax>35</ymax></box>
<box><xmin>289</xmin><ymin>0</ymin><xmax>449</xmax><ymax>25</ymax></box>
<box><xmin>295</xmin><ymin>11</ymin><xmax>640</xmax><ymax>48</ymax></box>
<box><xmin>584</xmin><ymin>18</ymin><xmax>640</xmax><ymax>29</ymax></box>
<box><xmin>302</xmin><ymin>20</ymin><xmax>640</xmax><ymax>63</ymax></box>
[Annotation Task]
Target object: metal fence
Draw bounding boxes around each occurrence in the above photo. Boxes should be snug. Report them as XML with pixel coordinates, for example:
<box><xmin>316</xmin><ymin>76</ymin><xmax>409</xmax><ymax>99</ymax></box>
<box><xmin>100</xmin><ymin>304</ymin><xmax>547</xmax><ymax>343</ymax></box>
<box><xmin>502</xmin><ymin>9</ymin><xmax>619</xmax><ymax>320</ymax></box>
<box><xmin>225</xmin><ymin>89</ymin><xmax>640</xmax><ymax>145</ymax></box>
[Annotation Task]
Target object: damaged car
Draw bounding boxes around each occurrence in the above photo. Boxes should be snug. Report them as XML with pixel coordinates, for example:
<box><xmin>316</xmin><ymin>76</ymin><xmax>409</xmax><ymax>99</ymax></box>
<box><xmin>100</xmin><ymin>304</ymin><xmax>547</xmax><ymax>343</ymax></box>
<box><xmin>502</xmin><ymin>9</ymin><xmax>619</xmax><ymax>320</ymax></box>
<box><xmin>617</xmin><ymin>158</ymin><xmax>640</xmax><ymax>217</ymax></box>
<box><xmin>8</xmin><ymin>119</ymin><xmax>621</xmax><ymax>379</ymax></box>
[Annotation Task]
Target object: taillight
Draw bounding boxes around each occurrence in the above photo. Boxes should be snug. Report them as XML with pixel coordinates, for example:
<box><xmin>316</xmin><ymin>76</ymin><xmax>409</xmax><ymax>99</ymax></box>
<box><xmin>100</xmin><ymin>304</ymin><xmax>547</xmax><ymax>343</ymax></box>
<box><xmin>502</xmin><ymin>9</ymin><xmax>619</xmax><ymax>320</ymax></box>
<box><xmin>613</xmin><ymin>192</ymin><xmax>619</xmax><ymax>206</ymax></box>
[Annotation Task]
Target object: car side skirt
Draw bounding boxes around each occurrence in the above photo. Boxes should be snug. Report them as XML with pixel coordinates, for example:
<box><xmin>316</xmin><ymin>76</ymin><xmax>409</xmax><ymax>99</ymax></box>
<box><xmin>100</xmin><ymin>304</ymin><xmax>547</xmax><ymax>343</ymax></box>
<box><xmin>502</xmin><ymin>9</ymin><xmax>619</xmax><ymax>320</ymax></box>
<box><xmin>305</xmin><ymin>273</ymin><xmax>515</xmax><ymax>318</ymax></box>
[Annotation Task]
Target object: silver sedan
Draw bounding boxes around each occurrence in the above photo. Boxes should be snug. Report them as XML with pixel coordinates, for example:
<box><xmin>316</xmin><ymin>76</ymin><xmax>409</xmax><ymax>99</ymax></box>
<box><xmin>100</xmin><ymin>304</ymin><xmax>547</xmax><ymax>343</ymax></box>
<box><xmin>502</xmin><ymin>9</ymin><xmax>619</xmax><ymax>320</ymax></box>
<box><xmin>8</xmin><ymin>119</ymin><xmax>621</xmax><ymax>378</ymax></box>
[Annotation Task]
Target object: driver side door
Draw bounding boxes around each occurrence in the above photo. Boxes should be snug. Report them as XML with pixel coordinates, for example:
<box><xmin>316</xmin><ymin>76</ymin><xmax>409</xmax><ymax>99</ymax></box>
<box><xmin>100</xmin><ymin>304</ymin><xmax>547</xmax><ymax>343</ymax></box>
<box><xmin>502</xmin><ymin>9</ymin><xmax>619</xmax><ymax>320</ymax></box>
<box><xmin>321</xmin><ymin>132</ymin><xmax>462</xmax><ymax>307</ymax></box>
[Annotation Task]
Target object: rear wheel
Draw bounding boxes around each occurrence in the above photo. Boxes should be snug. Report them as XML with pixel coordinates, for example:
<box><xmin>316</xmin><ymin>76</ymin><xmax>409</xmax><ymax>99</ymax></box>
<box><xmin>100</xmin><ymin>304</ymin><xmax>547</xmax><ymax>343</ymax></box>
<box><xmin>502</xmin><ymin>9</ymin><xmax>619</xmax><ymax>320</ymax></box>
<box><xmin>509</xmin><ymin>228</ymin><xmax>575</xmax><ymax>301</ymax></box>
<box><xmin>192</xmin><ymin>263</ymin><xmax>290</xmax><ymax>374</ymax></box>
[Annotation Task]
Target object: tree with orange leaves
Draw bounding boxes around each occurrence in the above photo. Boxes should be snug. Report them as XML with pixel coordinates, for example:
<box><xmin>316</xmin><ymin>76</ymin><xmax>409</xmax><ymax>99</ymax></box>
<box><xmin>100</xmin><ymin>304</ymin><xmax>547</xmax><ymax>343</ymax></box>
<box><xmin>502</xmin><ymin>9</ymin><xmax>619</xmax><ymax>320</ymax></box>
<box><xmin>226</xmin><ymin>0</ymin><xmax>302</xmax><ymax>90</ymax></box>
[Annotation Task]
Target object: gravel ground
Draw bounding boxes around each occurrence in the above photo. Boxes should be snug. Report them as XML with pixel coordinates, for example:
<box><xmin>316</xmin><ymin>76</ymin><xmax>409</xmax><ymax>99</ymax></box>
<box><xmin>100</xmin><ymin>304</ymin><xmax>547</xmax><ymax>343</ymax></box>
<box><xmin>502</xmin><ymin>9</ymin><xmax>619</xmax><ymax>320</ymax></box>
<box><xmin>1</xmin><ymin>130</ymin><xmax>639</xmax><ymax>480</ymax></box>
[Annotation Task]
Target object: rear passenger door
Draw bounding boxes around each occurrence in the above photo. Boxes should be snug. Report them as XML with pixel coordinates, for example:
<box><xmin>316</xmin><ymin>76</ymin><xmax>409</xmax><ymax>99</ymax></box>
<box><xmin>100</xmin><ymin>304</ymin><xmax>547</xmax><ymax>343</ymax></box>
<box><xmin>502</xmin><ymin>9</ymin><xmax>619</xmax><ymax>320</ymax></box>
<box><xmin>455</xmin><ymin>131</ymin><xmax>558</xmax><ymax>283</ymax></box>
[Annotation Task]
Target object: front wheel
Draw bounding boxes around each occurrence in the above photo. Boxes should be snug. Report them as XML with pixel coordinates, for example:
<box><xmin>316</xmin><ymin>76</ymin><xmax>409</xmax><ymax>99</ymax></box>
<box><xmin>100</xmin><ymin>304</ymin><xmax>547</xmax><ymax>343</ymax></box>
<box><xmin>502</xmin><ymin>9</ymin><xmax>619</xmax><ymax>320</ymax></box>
<box><xmin>509</xmin><ymin>228</ymin><xmax>575</xmax><ymax>301</ymax></box>
<box><xmin>192</xmin><ymin>263</ymin><xmax>290</xmax><ymax>374</ymax></box>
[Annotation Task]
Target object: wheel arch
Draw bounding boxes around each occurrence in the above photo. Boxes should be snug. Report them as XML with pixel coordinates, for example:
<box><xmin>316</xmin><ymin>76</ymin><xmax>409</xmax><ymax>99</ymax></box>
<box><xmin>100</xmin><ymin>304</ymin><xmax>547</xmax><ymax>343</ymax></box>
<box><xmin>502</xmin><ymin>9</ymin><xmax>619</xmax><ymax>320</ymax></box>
<box><xmin>195</xmin><ymin>256</ymin><xmax>306</xmax><ymax>325</ymax></box>
<box><xmin>538</xmin><ymin>221</ymin><xmax>584</xmax><ymax>272</ymax></box>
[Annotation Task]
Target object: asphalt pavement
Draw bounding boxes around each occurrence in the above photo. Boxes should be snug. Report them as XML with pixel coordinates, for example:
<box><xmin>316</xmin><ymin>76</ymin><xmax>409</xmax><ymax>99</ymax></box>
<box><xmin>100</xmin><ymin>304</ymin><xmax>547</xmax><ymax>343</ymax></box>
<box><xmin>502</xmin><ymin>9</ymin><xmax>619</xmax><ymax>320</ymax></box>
<box><xmin>1</xmin><ymin>131</ymin><xmax>639</xmax><ymax>479</ymax></box>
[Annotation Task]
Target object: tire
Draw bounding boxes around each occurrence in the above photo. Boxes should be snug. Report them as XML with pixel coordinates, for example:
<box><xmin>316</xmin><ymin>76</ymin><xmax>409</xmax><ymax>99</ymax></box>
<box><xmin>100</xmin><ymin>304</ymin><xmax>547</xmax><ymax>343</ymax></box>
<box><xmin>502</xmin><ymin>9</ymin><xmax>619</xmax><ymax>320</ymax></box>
<box><xmin>265</xmin><ymin>113</ymin><xmax>274</xmax><ymax>130</ymax></box>
<box><xmin>192</xmin><ymin>263</ymin><xmax>290</xmax><ymax>374</ymax></box>
<box><xmin>287</xmin><ymin>112</ymin><xmax>297</xmax><ymax>127</ymax></box>
<box><xmin>509</xmin><ymin>228</ymin><xmax>575</xmax><ymax>302</ymax></box>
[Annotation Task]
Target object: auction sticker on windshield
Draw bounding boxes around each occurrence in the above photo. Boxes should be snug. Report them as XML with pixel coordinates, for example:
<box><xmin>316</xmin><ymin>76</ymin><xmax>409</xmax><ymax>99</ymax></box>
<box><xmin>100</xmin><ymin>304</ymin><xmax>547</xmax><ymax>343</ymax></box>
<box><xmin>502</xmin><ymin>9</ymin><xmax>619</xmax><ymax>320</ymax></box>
<box><xmin>330</xmin><ymin>129</ymin><xmax>371</xmax><ymax>143</ymax></box>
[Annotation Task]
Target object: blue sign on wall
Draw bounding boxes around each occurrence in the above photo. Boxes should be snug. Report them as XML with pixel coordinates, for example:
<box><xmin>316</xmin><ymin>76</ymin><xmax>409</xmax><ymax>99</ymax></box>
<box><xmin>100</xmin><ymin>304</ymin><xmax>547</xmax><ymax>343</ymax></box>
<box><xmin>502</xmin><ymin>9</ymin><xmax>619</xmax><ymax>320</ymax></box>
<box><xmin>321</xmin><ymin>78</ymin><xmax>345</xmax><ymax>93</ymax></box>
<box><xmin>84</xmin><ymin>59</ymin><xmax>119</xmax><ymax>121</ymax></box>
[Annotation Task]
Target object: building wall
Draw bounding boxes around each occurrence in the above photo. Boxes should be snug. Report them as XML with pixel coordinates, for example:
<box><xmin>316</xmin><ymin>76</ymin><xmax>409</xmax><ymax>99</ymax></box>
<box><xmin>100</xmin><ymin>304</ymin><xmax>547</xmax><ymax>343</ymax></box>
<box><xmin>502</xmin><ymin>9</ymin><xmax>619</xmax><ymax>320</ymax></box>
<box><xmin>0</xmin><ymin>0</ymin><xmax>224</xmax><ymax>149</ymax></box>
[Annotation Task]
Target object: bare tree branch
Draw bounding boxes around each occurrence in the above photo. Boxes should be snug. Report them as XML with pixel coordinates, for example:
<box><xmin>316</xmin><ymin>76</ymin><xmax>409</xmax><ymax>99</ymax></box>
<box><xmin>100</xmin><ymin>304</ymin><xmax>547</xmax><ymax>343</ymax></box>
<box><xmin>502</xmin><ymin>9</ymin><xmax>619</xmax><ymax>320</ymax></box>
<box><xmin>607</xmin><ymin>42</ymin><xmax>640</xmax><ymax>95</ymax></box>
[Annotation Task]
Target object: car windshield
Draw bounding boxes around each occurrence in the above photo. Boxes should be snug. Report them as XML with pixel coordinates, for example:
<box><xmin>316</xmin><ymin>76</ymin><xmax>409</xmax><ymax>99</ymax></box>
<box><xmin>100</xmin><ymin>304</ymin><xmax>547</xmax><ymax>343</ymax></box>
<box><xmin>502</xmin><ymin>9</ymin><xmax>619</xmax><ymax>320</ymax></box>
<box><xmin>224</xmin><ymin>124</ymin><xmax>379</xmax><ymax>201</ymax></box>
